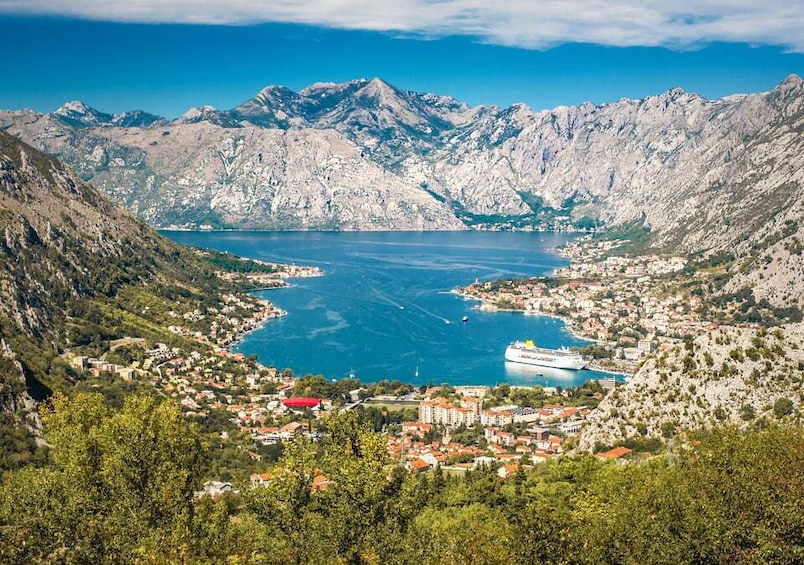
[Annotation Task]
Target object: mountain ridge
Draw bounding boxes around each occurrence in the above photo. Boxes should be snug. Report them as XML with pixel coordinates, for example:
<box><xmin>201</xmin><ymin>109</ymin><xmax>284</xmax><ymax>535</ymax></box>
<box><xmin>0</xmin><ymin>129</ymin><xmax>272</xmax><ymax>394</ymax></box>
<box><xmin>2</xmin><ymin>76</ymin><xmax>803</xmax><ymax>300</ymax></box>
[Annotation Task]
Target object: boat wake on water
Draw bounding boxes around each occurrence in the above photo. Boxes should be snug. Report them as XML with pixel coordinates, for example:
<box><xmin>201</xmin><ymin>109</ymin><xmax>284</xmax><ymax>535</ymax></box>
<box><xmin>369</xmin><ymin>287</ymin><xmax>407</xmax><ymax>310</ymax></box>
<box><xmin>406</xmin><ymin>301</ymin><xmax>451</xmax><ymax>324</ymax></box>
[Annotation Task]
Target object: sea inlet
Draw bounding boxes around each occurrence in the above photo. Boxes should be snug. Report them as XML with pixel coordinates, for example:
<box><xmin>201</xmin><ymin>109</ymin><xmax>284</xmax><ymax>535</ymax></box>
<box><xmin>164</xmin><ymin>230</ymin><xmax>617</xmax><ymax>388</ymax></box>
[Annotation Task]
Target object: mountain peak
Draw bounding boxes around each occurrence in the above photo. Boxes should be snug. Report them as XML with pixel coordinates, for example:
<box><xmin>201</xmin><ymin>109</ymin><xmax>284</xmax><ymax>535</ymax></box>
<box><xmin>174</xmin><ymin>106</ymin><xmax>242</xmax><ymax>128</ymax></box>
<box><xmin>253</xmin><ymin>84</ymin><xmax>299</xmax><ymax>102</ymax></box>
<box><xmin>180</xmin><ymin>105</ymin><xmax>218</xmax><ymax>118</ymax></box>
<box><xmin>55</xmin><ymin>100</ymin><xmax>94</xmax><ymax>115</ymax></box>
<box><xmin>53</xmin><ymin>100</ymin><xmax>114</xmax><ymax>127</ymax></box>
<box><xmin>662</xmin><ymin>86</ymin><xmax>688</xmax><ymax>100</ymax></box>
<box><xmin>767</xmin><ymin>74</ymin><xmax>804</xmax><ymax>107</ymax></box>
<box><xmin>357</xmin><ymin>77</ymin><xmax>402</xmax><ymax>103</ymax></box>
<box><xmin>111</xmin><ymin>109</ymin><xmax>165</xmax><ymax>128</ymax></box>
<box><xmin>367</xmin><ymin>77</ymin><xmax>391</xmax><ymax>88</ymax></box>
<box><xmin>776</xmin><ymin>73</ymin><xmax>803</xmax><ymax>92</ymax></box>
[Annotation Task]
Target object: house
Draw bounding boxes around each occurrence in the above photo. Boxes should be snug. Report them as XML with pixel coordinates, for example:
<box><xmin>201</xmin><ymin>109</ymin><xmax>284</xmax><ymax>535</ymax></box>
<box><xmin>279</xmin><ymin>421</ymin><xmax>306</xmax><ymax>441</ymax></box>
<box><xmin>420</xmin><ymin>451</ymin><xmax>441</xmax><ymax>467</ymax></box>
<box><xmin>407</xmin><ymin>458</ymin><xmax>430</xmax><ymax>473</ymax></box>
<box><xmin>481</xmin><ymin>409</ymin><xmax>514</xmax><ymax>427</ymax></box>
<box><xmin>402</xmin><ymin>421</ymin><xmax>433</xmax><ymax>435</ymax></box>
<box><xmin>496</xmin><ymin>453</ymin><xmax>521</xmax><ymax>463</ymax></box>
<box><xmin>197</xmin><ymin>481</ymin><xmax>238</xmax><ymax>497</ymax></box>
<box><xmin>492</xmin><ymin>431</ymin><xmax>515</xmax><ymax>446</ymax></box>
<box><xmin>453</xmin><ymin>386</ymin><xmax>489</xmax><ymax>398</ymax></box>
<box><xmin>497</xmin><ymin>464</ymin><xmax>521</xmax><ymax>480</ymax></box>
<box><xmin>473</xmin><ymin>456</ymin><xmax>497</xmax><ymax>469</ymax></box>
<box><xmin>560</xmin><ymin>420</ymin><xmax>584</xmax><ymax>435</ymax></box>
<box><xmin>250</xmin><ymin>472</ymin><xmax>272</xmax><ymax>487</ymax></box>
<box><xmin>596</xmin><ymin>446</ymin><xmax>632</xmax><ymax>463</ymax></box>
<box><xmin>510</xmin><ymin>407</ymin><xmax>541</xmax><ymax>424</ymax></box>
<box><xmin>311</xmin><ymin>474</ymin><xmax>332</xmax><ymax>491</ymax></box>
<box><xmin>548</xmin><ymin>436</ymin><xmax>564</xmax><ymax>453</ymax></box>
<box><xmin>487</xmin><ymin>443</ymin><xmax>506</xmax><ymax>456</ymax></box>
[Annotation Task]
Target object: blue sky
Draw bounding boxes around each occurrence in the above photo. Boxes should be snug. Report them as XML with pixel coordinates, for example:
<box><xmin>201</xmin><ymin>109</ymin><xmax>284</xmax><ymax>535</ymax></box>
<box><xmin>0</xmin><ymin>2</ymin><xmax>803</xmax><ymax>118</ymax></box>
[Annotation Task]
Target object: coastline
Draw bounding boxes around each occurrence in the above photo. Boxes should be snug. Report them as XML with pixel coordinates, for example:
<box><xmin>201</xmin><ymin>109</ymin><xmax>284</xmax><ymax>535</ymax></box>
<box><xmin>224</xmin><ymin>263</ymin><xmax>322</xmax><ymax>348</ymax></box>
<box><xmin>223</xmin><ymin>300</ymin><xmax>287</xmax><ymax>349</ymax></box>
<box><xmin>453</xmin><ymin>287</ymin><xmax>604</xmax><ymax>345</ymax></box>
<box><xmin>173</xmin><ymin>230</ymin><xmax>612</xmax><ymax>386</ymax></box>
<box><xmin>453</xmin><ymin>287</ymin><xmax>636</xmax><ymax>378</ymax></box>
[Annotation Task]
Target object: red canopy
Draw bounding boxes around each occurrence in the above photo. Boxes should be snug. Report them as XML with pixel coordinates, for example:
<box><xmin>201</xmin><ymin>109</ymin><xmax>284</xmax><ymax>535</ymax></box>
<box><xmin>283</xmin><ymin>397</ymin><xmax>322</xmax><ymax>408</ymax></box>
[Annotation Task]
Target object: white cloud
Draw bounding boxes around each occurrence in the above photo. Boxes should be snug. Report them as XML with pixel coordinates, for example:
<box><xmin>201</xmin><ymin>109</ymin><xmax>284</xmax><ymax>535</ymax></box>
<box><xmin>1</xmin><ymin>0</ymin><xmax>802</xmax><ymax>51</ymax></box>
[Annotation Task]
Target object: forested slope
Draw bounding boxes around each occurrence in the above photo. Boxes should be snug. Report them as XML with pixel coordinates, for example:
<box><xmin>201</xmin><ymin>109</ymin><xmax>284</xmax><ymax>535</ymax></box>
<box><xmin>0</xmin><ymin>393</ymin><xmax>801</xmax><ymax>564</ymax></box>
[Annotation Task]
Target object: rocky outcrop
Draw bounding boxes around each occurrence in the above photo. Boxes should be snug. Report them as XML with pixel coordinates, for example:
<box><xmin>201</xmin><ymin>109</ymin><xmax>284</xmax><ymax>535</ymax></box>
<box><xmin>578</xmin><ymin>324</ymin><xmax>804</xmax><ymax>451</ymax></box>
<box><xmin>0</xmin><ymin>340</ymin><xmax>41</xmax><ymax>441</ymax></box>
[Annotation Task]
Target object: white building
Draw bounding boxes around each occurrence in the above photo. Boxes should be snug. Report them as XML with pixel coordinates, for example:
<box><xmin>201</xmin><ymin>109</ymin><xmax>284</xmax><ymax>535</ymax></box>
<box><xmin>419</xmin><ymin>397</ymin><xmax>481</xmax><ymax>427</ymax></box>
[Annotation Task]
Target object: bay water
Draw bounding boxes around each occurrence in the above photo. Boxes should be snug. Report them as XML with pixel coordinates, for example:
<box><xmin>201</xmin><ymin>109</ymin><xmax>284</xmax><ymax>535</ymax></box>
<box><xmin>164</xmin><ymin>231</ymin><xmax>615</xmax><ymax>388</ymax></box>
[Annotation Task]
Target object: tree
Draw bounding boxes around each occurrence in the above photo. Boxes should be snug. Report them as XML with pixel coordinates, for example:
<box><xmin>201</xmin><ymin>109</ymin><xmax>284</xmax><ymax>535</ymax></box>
<box><xmin>577</xmin><ymin>426</ymin><xmax>804</xmax><ymax>564</ymax></box>
<box><xmin>495</xmin><ymin>383</ymin><xmax>511</xmax><ymax>399</ymax></box>
<box><xmin>773</xmin><ymin>397</ymin><xmax>794</xmax><ymax>419</ymax></box>
<box><xmin>242</xmin><ymin>436</ymin><xmax>324</xmax><ymax>564</ymax></box>
<box><xmin>318</xmin><ymin>410</ymin><xmax>402</xmax><ymax>562</ymax></box>
<box><xmin>403</xmin><ymin>504</ymin><xmax>515</xmax><ymax>564</ymax></box>
<box><xmin>0</xmin><ymin>393</ymin><xmax>203</xmax><ymax>563</ymax></box>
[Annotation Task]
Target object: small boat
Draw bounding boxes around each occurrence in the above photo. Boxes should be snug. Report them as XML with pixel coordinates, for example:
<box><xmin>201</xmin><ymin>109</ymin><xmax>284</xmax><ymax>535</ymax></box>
<box><xmin>462</xmin><ymin>316</ymin><xmax>469</xmax><ymax>323</ymax></box>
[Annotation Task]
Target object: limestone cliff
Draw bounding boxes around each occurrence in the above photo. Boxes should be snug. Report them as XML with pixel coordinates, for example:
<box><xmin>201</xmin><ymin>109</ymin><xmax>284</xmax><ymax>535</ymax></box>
<box><xmin>578</xmin><ymin>324</ymin><xmax>804</xmax><ymax>451</ymax></box>
<box><xmin>2</xmin><ymin>76</ymin><xmax>803</xmax><ymax>297</ymax></box>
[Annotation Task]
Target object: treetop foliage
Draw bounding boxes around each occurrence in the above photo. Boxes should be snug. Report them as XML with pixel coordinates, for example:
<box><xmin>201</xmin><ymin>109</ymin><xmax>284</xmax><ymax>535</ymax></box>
<box><xmin>0</xmin><ymin>394</ymin><xmax>802</xmax><ymax>564</ymax></box>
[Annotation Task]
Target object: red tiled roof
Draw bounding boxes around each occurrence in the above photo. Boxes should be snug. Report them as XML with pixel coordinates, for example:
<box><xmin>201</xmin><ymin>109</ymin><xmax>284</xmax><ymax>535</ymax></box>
<box><xmin>597</xmin><ymin>446</ymin><xmax>633</xmax><ymax>459</ymax></box>
<box><xmin>410</xmin><ymin>459</ymin><xmax>430</xmax><ymax>471</ymax></box>
<box><xmin>312</xmin><ymin>474</ymin><xmax>331</xmax><ymax>490</ymax></box>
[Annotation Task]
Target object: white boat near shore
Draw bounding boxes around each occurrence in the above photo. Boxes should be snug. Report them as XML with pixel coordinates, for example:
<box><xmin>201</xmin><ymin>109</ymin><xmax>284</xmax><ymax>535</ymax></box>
<box><xmin>504</xmin><ymin>340</ymin><xmax>586</xmax><ymax>370</ymax></box>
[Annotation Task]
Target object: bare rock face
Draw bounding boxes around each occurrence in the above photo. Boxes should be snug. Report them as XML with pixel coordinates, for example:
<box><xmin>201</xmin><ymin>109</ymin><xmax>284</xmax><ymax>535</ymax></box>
<box><xmin>578</xmin><ymin>324</ymin><xmax>804</xmax><ymax>451</ymax></box>
<box><xmin>1</xmin><ymin>75</ymin><xmax>803</xmax><ymax>289</ymax></box>
<box><xmin>0</xmin><ymin>129</ymin><xmax>166</xmax><ymax>337</ymax></box>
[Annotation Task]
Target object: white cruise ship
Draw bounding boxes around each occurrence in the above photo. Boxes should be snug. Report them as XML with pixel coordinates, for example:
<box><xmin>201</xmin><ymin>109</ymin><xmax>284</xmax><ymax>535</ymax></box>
<box><xmin>504</xmin><ymin>340</ymin><xmax>586</xmax><ymax>370</ymax></box>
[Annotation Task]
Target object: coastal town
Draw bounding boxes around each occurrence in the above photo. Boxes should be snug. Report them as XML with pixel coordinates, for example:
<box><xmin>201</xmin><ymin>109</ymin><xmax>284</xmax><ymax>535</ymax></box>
<box><xmin>455</xmin><ymin>236</ymin><xmax>716</xmax><ymax>374</ymax></box>
<box><xmin>63</xmin><ymin>238</ymin><xmax>716</xmax><ymax>489</ymax></box>
<box><xmin>68</xmin><ymin>323</ymin><xmax>620</xmax><ymax>490</ymax></box>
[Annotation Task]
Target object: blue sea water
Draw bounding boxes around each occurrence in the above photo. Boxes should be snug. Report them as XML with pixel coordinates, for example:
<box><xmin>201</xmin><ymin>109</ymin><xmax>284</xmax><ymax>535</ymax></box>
<box><xmin>163</xmin><ymin>231</ymin><xmax>616</xmax><ymax>388</ymax></box>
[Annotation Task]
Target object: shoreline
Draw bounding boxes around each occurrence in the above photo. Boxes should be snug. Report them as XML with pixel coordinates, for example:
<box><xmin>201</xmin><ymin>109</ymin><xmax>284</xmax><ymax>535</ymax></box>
<box><xmin>220</xmin><ymin>300</ymin><xmax>287</xmax><ymax>350</ymax></box>
<box><xmin>454</xmin><ymin>288</ymin><xmax>606</xmax><ymax>346</ymax></box>
<box><xmin>216</xmin><ymin>232</ymin><xmax>627</xmax><ymax>384</ymax></box>
<box><xmin>453</xmin><ymin>287</ymin><xmax>636</xmax><ymax>378</ymax></box>
<box><xmin>224</xmin><ymin>262</ymin><xmax>322</xmax><ymax>348</ymax></box>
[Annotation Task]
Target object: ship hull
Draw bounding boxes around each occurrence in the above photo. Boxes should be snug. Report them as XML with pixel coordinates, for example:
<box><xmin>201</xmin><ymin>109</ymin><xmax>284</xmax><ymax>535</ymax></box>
<box><xmin>505</xmin><ymin>343</ymin><xmax>586</xmax><ymax>370</ymax></box>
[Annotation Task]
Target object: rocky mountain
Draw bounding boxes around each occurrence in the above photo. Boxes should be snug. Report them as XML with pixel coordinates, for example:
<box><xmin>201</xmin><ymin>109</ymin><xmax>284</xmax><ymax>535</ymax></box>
<box><xmin>579</xmin><ymin>324</ymin><xmax>804</xmax><ymax>451</ymax></box>
<box><xmin>0</xmin><ymin>128</ymin><xmax>165</xmax><ymax>450</ymax></box>
<box><xmin>0</xmin><ymin>129</ymin><xmax>268</xmax><ymax>405</ymax></box>
<box><xmin>53</xmin><ymin>101</ymin><xmax>165</xmax><ymax>129</ymax></box>
<box><xmin>0</xmin><ymin>128</ymin><xmax>197</xmax><ymax>341</ymax></box>
<box><xmin>1</xmin><ymin>76</ymin><xmax>803</xmax><ymax>286</ymax></box>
